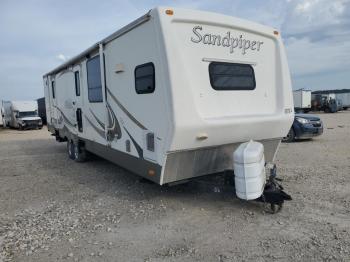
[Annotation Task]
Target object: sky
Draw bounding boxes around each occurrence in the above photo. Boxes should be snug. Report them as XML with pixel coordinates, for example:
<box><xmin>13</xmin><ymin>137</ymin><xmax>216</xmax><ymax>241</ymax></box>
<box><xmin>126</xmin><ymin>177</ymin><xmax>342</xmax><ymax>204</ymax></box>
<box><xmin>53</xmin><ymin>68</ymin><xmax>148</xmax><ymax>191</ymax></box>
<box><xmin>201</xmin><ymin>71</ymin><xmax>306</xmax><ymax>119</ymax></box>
<box><xmin>0</xmin><ymin>0</ymin><xmax>349</xmax><ymax>100</ymax></box>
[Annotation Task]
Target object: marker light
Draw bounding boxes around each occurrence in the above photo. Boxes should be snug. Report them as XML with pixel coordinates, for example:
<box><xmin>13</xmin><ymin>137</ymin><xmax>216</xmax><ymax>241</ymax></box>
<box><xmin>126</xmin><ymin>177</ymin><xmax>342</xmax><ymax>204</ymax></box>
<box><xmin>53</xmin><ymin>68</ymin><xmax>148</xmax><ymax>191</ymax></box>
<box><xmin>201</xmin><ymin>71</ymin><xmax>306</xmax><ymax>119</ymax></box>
<box><xmin>165</xmin><ymin>9</ymin><xmax>174</xmax><ymax>15</ymax></box>
<box><xmin>273</xmin><ymin>30</ymin><xmax>279</xmax><ymax>36</ymax></box>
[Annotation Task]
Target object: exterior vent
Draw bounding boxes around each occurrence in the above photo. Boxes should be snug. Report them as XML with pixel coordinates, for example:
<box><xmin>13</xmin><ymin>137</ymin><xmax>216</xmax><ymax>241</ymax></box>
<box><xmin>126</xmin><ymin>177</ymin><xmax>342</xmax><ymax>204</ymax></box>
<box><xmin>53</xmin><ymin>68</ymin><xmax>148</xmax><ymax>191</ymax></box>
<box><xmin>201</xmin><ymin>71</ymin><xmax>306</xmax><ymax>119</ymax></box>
<box><xmin>146</xmin><ymin>132</ymin><xmax>154</xmax><ymax>152</ymax></box>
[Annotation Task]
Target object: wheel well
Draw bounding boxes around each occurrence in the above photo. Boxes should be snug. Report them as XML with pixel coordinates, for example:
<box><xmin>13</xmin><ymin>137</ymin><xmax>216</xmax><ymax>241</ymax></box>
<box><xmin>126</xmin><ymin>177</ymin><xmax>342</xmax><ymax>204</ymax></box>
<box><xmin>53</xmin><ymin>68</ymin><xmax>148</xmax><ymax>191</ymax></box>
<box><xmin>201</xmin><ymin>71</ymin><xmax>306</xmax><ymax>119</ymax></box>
<box><xmin>78</xmin><ymin>140</ymin><xmax>85</xmax><ymax>147</ymax></box>
<box><xmin>289</xmin><ymin>126</ymin><xmax>296</xmax><ymax>139</ymax></box>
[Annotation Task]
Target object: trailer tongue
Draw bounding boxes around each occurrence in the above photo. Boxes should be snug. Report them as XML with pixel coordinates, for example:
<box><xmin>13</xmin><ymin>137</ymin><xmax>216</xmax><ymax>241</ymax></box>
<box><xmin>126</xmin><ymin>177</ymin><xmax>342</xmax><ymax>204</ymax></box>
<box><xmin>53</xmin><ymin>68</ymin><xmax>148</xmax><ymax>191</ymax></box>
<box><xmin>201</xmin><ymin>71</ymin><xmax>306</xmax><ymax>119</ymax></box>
<box><xmin>257</xmin><ymin>165</ymin><xmax>292</xmax><ymax>213</ymax></box>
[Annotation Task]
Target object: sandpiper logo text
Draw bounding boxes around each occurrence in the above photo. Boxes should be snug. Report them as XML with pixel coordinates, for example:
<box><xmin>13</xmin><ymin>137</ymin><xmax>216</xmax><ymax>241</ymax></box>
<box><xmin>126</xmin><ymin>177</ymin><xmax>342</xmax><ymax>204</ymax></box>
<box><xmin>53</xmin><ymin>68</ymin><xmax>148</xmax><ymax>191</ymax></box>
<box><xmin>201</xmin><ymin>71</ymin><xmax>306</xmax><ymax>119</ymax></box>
<box><xmin>190</xmin><ymin>26</ymin><xmax>264</xmax><ymax>55</ymax></box>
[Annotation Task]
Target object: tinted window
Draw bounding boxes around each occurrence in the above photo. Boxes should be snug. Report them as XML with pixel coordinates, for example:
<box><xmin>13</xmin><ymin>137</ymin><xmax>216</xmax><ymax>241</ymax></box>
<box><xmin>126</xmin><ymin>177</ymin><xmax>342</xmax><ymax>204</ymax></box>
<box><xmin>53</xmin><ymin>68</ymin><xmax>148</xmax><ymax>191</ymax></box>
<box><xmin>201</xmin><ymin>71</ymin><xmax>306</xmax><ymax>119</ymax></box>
<box><xmin>209</xmin><ymin>62</ymin><xmax>256</xmax><ymax>90</ymax></box>
<box><xmin>87</xmin><ymin>56</ymin><xmax>103</xmax><ymax>102</ymax></box>
<box><xmin>52</xmin><ymin>81</ymin><xmax>55</xmax><ymax>98</ymax></box>
<box><xmin>135</xmin><ymin>63</ymin><xmax>155</xmax><ymax>94</ymax></box>
<box><xmin>74</xmin><ymin>71</ymin><xmax>80</xmax><ymax>96</ymax></box>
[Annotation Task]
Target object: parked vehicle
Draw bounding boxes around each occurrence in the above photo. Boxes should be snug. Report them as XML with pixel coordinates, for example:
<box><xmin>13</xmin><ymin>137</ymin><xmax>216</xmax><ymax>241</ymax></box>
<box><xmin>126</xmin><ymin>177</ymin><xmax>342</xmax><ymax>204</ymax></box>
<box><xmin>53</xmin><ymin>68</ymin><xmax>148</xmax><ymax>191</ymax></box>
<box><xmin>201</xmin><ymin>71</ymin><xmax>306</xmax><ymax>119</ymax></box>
<box><xmin>336</xmin><ymin>99</ymin><xmax>343</xmax><ymax>111</ymax></box>
<box><xmin>283</xmin><ymin>114</ymin><xmax>323</xmax><ymax>142</ymax></box>
<box><xmin>293</xmin><ymin>89</ymin><xmax>311</xmax><ymax>113</ymax></box>
<box><xmin>2</xmin><ymin>101</ymin><xmax>43</xmax><ymax>129</ymax></box>
<box><xmin>43</xmin><ymin>7</ymin><xmax>294</xmax><ymax>209</ymax></box>
<box><xmin>313</xmin><ymin>89</ymin><xmax>350</xmax><ymax>110</ymax></box>
<box><xmin>335</xmin><ymin>91</ymin><xmax>350</xmax><ymax>110</ymax></box>
<box><xmin>311</xmin><ymin>94</ymin><xmax>339</xmax><ymax>113</ymax></box>
<box><xmin>37</xmin><ymin>97</ymin><xmax>47</xmax><ymax>125</ymax></box>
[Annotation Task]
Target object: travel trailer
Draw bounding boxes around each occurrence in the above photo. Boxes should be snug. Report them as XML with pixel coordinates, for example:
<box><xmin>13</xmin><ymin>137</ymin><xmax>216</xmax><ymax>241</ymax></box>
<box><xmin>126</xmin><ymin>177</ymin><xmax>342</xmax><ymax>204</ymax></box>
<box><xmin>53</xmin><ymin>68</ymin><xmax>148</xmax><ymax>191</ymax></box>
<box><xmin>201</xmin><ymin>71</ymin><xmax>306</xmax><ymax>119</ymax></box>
<box><xmin>2</xmin><ymin>101</ymin><xmax>43</xmax><ymax>129</ymax></box>
<box><xmin>44</xmin><ymin>7</ymin><xmax>293</xmax><ymax>210</ymax></box>
<box><xmin>293</xmin><ymin>89</ymin><xmax>311</xmax><ymax>113</ymax></box>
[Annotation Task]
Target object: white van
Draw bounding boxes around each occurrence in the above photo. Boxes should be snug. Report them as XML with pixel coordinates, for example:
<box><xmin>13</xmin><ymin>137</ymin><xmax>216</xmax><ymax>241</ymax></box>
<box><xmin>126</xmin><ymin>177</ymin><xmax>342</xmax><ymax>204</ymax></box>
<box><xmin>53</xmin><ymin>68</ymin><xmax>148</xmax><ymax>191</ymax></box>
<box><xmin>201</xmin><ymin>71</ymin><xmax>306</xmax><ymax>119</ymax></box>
<box><xmin>2</xmin><ymin>101</ymin><xmax>43</xmax><ymax>129</ymax></box>
<box><xmin>44</xmin><ymin>7</ymin><xmax>294</xmax><ymax>185</ymax></box>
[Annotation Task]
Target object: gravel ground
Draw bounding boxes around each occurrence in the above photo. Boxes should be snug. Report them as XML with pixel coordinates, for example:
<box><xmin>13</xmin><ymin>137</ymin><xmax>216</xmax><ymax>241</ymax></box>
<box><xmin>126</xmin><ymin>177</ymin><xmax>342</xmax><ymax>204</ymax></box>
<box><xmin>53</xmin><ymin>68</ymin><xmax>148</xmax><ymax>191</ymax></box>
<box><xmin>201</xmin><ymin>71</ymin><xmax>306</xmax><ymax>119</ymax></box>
<box><xmin>0</xmin><ymin>111</ymin><xmax>349</xmax><ymax>262</ymax></box>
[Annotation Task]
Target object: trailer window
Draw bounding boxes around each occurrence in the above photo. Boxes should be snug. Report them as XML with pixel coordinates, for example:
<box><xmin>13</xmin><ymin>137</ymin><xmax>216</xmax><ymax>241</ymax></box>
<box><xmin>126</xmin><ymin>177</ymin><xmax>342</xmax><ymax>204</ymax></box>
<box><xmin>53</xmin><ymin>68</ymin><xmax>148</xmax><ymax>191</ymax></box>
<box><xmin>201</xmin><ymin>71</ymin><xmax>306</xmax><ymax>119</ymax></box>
<box><xmin>74</xmin><ymin>71</ymin><xmax>80</xmax><ymax>96</ymax></box>
<box><xmin>87</xmin><ymin>56</ymin><xmax>103</xmax><ymax>102</ymax></box>
<box><xmin>209</xmin><ymin>62</ymin><xmax>256</xmax><ymax>91</ymax></box>
<box><xmin>135</xmin><ymin>63</ymin><xmax>155</xmax><ymax>94</ymax></box>
<box><xmin>51</xmin><ymin>81</ymin><xmax>55</xmax><ymax>98</ymax></box>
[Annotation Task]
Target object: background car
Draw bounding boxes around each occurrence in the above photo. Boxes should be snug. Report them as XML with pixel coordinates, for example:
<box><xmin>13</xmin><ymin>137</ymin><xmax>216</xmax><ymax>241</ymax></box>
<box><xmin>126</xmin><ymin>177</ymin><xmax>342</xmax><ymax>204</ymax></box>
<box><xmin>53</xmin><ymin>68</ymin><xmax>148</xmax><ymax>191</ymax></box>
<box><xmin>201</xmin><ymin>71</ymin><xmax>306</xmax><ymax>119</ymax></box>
<box><xmin>283</xmin><ymin>114</ymin><xmax>323</xmax><ymax>142</ymax></box>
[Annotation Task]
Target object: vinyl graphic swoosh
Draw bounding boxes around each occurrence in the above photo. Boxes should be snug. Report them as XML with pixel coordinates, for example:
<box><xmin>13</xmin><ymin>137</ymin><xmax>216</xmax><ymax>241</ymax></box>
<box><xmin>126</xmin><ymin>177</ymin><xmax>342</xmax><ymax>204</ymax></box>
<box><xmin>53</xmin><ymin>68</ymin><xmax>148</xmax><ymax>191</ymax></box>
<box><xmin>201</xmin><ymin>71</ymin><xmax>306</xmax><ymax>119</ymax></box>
<box><xmin>89</xmin><ymin>109</ymin><xmax>105</xmax><ymax>130</ymax></box>
<box><xmin>54</xmin><ymin>106</ymin><xmax>75</xmax><ymax>128</ymax></box>
<box><xmin>107</xmin><ymin>88</ymin><xmax>147</xmax><ymax>130</ymax></box>
<box><xmin>106</xmin><ymin>102</ymin><xmax>122</xmax><ymax>140</ymax></box>
<box><xmin>84</xmin><ymin>115</ymin><xmax>105</xmax><ymax>139</ymax></box>
<box><xmin>123</xmin><ymin>127</ymin><xmax>143</xmax><ymax>159</ymax></box>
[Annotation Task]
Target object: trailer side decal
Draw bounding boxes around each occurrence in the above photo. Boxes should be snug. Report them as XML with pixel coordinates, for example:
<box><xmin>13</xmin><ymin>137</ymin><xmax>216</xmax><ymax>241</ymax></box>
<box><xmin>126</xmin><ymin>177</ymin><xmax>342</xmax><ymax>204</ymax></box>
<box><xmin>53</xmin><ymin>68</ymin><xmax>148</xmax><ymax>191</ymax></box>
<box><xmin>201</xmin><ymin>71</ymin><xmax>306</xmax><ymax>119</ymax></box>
<box><xmin>123</xmin><ymin>127</ymin><xmax>143</xmax><ymax>159</ymax></box>
<box><xmin>107</xmin><ymin>88</ymin><xmax>147</xmax><ymax>130</ymax></box>
<box><xmin>84</xmin><ymin>115</ymin><xmax>105</xmax><ymax>139</ymax></box>
<box><xmin>89</xmin><ymin>109</ymin><xmax>105</xmax><ymax>130</ymax></box>
<box><xmin>54</xmin><ymin>106</ymin><xmax>75</xmax><ymax>128</ymax></box>
<box><xmin>106</xmin><ymin>102</ymin><xmax>122</xmax><ymax>140</ymax></box>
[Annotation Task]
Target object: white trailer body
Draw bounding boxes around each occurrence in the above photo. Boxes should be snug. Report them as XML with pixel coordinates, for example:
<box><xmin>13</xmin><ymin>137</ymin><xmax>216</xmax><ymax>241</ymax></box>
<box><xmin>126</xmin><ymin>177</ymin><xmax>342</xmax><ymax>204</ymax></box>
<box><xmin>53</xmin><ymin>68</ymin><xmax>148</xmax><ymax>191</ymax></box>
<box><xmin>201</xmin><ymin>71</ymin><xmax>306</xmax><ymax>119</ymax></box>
<box><xmin>43</xmin><ymin>7</ymin><xmax>294</xmax><ymax>185</ymax></box>
<box><xmin>2</xmin><ymin>101</ymin><xmax>42</xmax><ymax>129</ymax></box>
<box><xmin>293</xmin><ymin>89</ymin><xmax>311</xmax><ymax>112</ymax></box>
<box><xmin>335</xmin><ymin>92</ymin><xmax>350</xmax><ymax>109</ymax></box>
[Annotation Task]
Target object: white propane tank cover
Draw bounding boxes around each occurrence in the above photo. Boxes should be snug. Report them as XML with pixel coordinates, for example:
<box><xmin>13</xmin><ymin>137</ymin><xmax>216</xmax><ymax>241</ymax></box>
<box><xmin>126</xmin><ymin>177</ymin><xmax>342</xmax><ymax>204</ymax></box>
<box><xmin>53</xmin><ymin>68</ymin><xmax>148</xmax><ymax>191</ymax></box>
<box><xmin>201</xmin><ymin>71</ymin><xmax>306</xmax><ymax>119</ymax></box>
<box><xmin>233</xmin><ymin>140</ymin><xmax>266</xmax><ymax>200</ymax></box>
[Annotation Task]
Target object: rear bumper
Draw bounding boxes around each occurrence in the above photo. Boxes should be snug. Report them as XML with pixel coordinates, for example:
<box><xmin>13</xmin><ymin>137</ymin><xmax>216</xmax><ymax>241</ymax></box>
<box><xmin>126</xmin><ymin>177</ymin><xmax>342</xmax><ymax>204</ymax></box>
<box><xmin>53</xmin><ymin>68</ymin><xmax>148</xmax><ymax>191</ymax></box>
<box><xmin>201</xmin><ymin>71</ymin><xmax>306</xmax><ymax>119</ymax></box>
<box><xmin>161</xmin><ymin>138</ymin><xmax>281</xmax><ymax>185</ymax></box>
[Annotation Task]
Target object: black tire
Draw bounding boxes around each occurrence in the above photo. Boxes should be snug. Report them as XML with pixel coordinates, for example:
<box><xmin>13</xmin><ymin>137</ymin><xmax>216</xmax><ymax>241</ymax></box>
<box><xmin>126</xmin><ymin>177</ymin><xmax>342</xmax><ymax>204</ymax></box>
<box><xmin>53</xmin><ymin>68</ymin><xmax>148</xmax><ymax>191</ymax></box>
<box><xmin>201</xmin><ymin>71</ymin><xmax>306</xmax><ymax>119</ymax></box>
<box><xmin>74</xmin><ymin>141</ymin><xmax>87</xmax><ymax>162</ymax></box>
<box><xmin>282</xmin><ymin>128</ymin><xmax>295</xmax><ymax>143</ymax></box>
<box><xmin>67</xmin><ymin>140</ymin><xmax>75</xmax><ymax>160</ymax></box>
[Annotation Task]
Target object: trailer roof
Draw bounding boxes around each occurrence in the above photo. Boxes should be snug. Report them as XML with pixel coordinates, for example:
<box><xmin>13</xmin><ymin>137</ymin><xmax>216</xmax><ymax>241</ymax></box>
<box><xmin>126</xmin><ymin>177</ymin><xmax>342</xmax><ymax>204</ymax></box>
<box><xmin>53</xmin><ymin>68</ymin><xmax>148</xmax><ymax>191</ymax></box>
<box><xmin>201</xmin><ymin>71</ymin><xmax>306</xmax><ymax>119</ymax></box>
<box><xmin>43</xmin><ymin>11</ymin><xmax>151</xmax><ymax>77</ymax></box>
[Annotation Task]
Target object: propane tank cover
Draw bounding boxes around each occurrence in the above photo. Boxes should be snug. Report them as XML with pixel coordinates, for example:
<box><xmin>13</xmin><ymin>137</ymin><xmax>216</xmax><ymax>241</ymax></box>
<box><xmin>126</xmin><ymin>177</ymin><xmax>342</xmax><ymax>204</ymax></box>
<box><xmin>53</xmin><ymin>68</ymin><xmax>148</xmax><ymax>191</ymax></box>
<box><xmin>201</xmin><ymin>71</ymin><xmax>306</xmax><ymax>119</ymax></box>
<box><xmin>233</xmin><ymin>140</ymin><xmax>266</xmax><ymax>200</ymax></box>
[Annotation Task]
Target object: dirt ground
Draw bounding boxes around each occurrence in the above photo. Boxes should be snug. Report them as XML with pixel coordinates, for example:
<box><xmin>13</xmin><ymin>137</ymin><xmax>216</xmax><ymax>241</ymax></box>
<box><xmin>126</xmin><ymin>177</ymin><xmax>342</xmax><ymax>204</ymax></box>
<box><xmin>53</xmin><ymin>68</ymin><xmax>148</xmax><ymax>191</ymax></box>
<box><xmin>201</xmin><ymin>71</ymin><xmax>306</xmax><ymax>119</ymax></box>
<box><xmin>0</xmin><ymin>111</ymin><xmax>349</xmax><ymax>262</ymax></box>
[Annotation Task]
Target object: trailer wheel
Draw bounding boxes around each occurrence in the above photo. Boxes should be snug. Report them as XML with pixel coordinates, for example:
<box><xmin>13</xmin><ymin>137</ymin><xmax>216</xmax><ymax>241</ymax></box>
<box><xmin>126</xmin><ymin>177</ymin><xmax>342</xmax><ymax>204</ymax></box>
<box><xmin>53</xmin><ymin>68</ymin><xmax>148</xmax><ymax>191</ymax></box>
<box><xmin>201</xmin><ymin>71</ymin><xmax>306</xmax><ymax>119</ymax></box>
<box><xmin>74</xmin><ymin>141</ymin><xmax>87</xmax><ymax>162</ymax></box>
<box><xmin>67</xmin><ymin>140</ymin><xmax>75</xmax><ymax>160</ymax></box>
<box><xmin>282</xmin><ymin>128</ymin><xmax>295</xmax><ymax>143</ymax></box>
